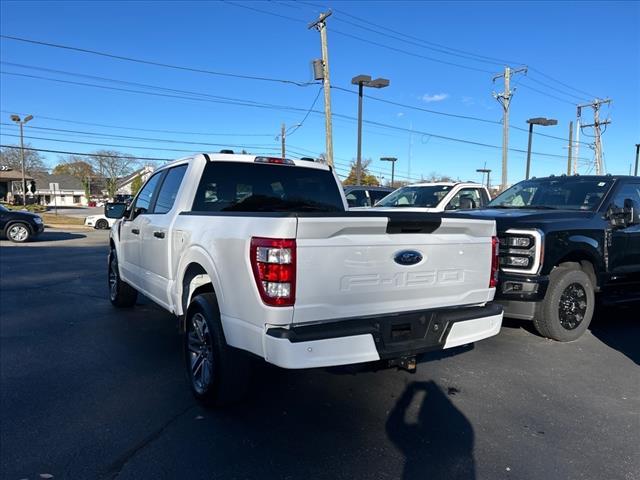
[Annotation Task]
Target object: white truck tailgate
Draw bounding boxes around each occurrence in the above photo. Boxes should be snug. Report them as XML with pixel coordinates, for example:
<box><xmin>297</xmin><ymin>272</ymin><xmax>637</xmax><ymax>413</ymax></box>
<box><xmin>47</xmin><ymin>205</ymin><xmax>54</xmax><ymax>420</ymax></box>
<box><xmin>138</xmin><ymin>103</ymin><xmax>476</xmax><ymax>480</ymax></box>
<box><xmin>293</xmin><ymin>215</ymin><xmax>496</xmax><ymax>324</ymax></box>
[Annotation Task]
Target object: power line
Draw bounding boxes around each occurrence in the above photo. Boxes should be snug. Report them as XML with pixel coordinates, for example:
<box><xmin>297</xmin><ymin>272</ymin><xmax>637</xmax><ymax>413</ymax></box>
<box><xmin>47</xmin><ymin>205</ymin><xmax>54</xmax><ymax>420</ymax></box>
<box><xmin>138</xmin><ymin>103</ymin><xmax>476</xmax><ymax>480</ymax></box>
<box><xmin>0</xmin><ymin>123</ymin><xmax>285</xmax><ymax>149</ymax></box>
<box><xmin>0</xmin><ymin>132</ymin><xmax>281</xmax><ymax>154</ymax></box>
<box><xmin>223</xmin><ymin>0</ymin><xmax>494</xmax><ymax>74</ymax></box>
<box><xmin>0</xmin><ymin>34</ymin><xmax>316</xmax><ymax>87</ymax></box>
<box><xmin>0</xmin><ymin>144</ymin><xmax>172</xmax><ymax>162</ymax></box>
<box><xmin>1</xmin><ymin>67</ymin><xmax>587</xmax><ymax>160</ymax></box>
<box><xmin>285</xmin><ymin>86</ymin><xmax>324</xmax><ymax>137</ymax></box>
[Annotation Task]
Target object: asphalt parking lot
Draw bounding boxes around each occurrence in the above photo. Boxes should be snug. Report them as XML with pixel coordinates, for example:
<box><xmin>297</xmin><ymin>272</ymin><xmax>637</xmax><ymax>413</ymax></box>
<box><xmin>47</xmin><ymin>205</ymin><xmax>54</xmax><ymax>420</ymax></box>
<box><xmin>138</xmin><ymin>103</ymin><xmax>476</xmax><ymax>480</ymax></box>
<box><xmin>1</xmin><ymin>229</ymin><xmax>638</xmax><ymax>480</ymax></box>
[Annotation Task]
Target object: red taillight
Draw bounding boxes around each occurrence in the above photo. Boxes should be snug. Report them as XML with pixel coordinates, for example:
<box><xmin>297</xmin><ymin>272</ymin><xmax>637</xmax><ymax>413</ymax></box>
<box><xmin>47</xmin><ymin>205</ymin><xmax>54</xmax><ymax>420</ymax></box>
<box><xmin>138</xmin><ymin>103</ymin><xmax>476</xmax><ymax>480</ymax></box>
<box><xmin>250</xmin><ymin>237</ymin><xmax>296</xmax><ymax>307</ymax></box>
<box><xmin>490</xmin><ymin>236</ymin><xmax>499</xmax><ymax>288</ymax></box>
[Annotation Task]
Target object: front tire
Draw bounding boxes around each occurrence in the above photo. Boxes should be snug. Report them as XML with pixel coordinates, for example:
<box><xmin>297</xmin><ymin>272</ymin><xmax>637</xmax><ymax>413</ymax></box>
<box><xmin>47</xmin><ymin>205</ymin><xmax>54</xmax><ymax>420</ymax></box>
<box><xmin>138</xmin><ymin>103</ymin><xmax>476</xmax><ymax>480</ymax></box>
<box><xmin>184</xmin><ymin>293</ymin><xmax>251</xmax><ymax>407</ymax></box>
<box><xmin>6</xmin><ymin>222</ymin><xmax>31</xmax><ymax>243</ymax></box>
<box><xmin>108</xmin><ymin>249</ymin><xmax>138</xmax><ymax>307</ymax></box>
<box><xmin>533</xmin><ymin>265</ymin><xmax>595</xmax><ymax>342</ymax></box>
<box><xmin>96</xmin><ymin>219</ymin><xmax>109</xmax><ymax>230</ymax></box>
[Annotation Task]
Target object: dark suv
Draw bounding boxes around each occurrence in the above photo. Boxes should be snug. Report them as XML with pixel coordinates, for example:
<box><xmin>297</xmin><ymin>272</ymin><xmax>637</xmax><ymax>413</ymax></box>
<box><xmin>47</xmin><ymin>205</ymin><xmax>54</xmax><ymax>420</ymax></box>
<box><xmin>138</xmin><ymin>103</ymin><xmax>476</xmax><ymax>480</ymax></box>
<box><xmin>457</xmin><ymin>175</ymin><xmax>640</xmax><ymax>341</ymax></box>
<box><xmin>344</xmin><ymin>186</ymin><xmax>395</xmax><ymax>208</ymax></box>
<box><xmin>0</xmin><ymin>204</ymin><xmax>45</xmax><ymax>242</ymax></box>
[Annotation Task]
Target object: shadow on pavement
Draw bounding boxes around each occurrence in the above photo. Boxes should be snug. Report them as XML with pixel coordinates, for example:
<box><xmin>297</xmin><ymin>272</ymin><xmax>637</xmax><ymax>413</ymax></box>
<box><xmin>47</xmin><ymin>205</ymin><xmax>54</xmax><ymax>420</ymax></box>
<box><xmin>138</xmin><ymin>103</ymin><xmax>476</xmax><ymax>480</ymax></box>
<box><xmin>386</xmin><ymin>381</ymin><xmax>475</xmax><ymax>480</ymax></box>
<box><xmin>590</xmin><ymin>303</ymin><xmax>640</xmax><ymax>365</ymax></box>
<box><xmin>37</xmin><ymin>231</ymin><xmax>87</xmax><ymax>242</ymax></box>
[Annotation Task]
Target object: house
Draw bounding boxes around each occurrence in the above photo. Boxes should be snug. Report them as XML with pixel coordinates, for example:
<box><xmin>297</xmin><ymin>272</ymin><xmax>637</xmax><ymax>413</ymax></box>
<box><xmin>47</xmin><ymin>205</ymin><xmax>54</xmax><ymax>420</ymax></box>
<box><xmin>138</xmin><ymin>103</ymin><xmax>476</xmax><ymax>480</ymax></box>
<box><xmin>31</xmin><ymin>172</ymin><xmax>89</xmax><ymax>206</ymax></box>
<box><xmin>114</xmin><ymin>166</ymin><xmax>155</xmax><ymax>196</ymax></box>
<box><xmin>0</xmin><ymin>168</ymin><xmax>34</xmax><ymax>203</ymax></box>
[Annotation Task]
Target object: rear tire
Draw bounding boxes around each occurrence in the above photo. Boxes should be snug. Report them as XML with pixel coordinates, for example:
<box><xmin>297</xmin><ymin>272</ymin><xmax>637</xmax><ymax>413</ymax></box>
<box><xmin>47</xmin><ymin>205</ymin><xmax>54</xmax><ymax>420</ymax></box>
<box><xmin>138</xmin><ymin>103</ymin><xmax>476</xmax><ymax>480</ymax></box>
<box><xmin>184</xmin><ymin>293</ymin><xmax>251</xmax><ymax>407</ymax></box>
<box><xmin>6</xmin><ymin>222</ymin><xmax>31</xmax><ymax>243</ymax></box>
<box><xmin>533</xmin><ymin>265</ymin><xmax>594</xmax><ymax>342</ymax></box>
<box><xmin>108</xmin><ymin>249</ymin><xmax>138</xmax><ymax>308</ymax></box>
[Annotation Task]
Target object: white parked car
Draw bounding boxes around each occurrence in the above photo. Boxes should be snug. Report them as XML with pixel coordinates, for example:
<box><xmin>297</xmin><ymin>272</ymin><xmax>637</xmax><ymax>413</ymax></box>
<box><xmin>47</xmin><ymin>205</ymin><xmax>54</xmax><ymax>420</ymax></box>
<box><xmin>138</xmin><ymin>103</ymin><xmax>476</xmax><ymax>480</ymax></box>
<box><xmin>84</xmin><ymin>214</ymin><xmax>115</xmax><ymax>230</ymax></box>
<box><xmin>105</xmin><ymin>152</ymin><xmax>502</xmax><ymax>406</ymax></box>
<box><xmin>355</xmin><ymin>182</ymin><xmax>491</xmax><ymax>212</ymax></box>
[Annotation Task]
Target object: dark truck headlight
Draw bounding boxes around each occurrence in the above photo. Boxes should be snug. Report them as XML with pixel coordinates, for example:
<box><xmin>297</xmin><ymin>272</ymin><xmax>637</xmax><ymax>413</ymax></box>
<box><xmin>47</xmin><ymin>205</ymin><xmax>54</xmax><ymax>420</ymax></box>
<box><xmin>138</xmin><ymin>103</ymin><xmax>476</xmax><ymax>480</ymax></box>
<box><xmin>498</xmin><ymin>229</ymin><xmax>543</xmax><ymax>275</ymax></box>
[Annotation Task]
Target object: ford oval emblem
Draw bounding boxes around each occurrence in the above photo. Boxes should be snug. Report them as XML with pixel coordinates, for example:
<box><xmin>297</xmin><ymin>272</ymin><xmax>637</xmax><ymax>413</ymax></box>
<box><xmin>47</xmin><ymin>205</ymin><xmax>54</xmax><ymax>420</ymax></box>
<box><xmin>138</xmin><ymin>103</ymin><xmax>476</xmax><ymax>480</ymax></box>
<box><xmin>394</xmin><ymin>250</ymin><xmax>423</xmax><ymax>266</ymax></box>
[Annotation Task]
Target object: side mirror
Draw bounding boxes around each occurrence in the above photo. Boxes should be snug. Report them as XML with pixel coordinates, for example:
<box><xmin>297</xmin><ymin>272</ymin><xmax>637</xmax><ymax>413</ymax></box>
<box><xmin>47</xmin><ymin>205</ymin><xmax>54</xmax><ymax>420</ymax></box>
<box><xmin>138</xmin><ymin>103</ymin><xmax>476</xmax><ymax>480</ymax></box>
<box><xmin>623</xmin><ymin>198</ymin><xmax>637</xmax><ymax>225</ymax></box>
<box><xmin>607</xmin><ymin>199</ymin><xmax>635</xmax><ymax>228</ymax></box>
<box><xmin>105</xmin><ymin>202</ymin><xmax>128</xmax><ymax>219</ymax></box>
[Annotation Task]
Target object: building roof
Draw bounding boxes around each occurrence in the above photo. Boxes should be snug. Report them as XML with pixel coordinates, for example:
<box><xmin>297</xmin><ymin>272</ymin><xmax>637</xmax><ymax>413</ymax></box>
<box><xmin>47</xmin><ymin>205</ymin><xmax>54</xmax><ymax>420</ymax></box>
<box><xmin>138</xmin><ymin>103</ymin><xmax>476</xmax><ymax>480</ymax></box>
<box><xmin>0</xmin><ymin>169</ymin><xmax>34</xmax><ymax>181</ymax></box>
<box><xmin>31</xmin><ymin>172</ymin><xmax>85</xmax><ymax>191</ymax></box>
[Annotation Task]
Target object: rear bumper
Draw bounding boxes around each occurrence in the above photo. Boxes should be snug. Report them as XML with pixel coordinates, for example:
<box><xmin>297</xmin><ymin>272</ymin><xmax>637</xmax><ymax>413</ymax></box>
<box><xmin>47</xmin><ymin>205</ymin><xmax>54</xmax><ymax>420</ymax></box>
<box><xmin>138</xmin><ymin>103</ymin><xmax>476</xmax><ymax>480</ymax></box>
<box><xmin>264</xmin><ymin>303</ymin><xmax>503</xmax><ymax>369</ymax></box>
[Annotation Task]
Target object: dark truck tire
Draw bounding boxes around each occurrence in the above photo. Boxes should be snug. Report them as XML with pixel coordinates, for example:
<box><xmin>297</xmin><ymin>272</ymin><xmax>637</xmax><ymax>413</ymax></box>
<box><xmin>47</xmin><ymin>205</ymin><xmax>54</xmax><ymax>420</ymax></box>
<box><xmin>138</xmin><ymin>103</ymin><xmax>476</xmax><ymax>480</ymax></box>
<box><xmin>533</xmin><ymin>264</ymin><xmax>595</xmax><ymax>342</ymax></box>
<box><xmin>108</xmin><ymin>249</ymin><xmax>138</xmax><ymax>307</ymax></box>
<box><xmin>184</xmin><ymin>293</ymin><xmax>251</xmax><ymax>407</ymax></box>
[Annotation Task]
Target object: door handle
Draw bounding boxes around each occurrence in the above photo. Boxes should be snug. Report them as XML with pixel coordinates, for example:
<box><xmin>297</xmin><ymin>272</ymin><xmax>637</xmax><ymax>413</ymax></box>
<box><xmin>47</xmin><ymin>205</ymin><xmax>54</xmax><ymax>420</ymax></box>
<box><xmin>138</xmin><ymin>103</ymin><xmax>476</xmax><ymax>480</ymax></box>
<box><xmin>131</xmin><ymin>228</ymin><xmax>140</xmax><ymax>235</ymax></box>
<box><xmin>153</xmin><ymin>231</ymin><xmax>165</xmax><ymax>239</ymax></box>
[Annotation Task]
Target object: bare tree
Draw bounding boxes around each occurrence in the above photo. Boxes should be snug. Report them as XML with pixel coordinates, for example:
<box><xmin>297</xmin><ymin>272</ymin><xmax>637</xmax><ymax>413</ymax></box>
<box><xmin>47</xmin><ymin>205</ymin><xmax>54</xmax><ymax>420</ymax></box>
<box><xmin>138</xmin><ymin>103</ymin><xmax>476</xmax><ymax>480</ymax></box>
<box><xmin>0</xmin><ymin>144</ymin><xmax>47</xmax><ymax>173</ymax></box>
<box><xmin>343</xmin><ymin>158</ymin><xmax>379</xmax><ymax>186</ymax></box>
<box><xmin>89</xmin><ymin>150</ymin><xmax>138</xmax><ymax>198</ymax></box>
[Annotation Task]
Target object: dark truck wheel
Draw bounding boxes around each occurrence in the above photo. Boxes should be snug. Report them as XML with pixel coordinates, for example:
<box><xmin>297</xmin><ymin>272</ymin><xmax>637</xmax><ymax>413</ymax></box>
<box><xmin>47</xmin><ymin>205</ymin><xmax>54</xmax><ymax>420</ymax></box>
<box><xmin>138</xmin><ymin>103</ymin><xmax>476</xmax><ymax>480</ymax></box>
<box><xmin>184</xmin><ymin>293</ymin><xmax>251</xmax><ymax>407</ymax></box>
<box><xmin>108</xmin><ymin>249</ymin><xmax>138</xmax><ymax>307</ymax></box>
<box><xmin>6</xmin><ymin>222</ymin><xmax>31</xmax><ymax>243</ymax></box>
<box><xmin>533</xmin><ymin>265</ymin><xmax>595</xmax><ymax>342</ymax></box>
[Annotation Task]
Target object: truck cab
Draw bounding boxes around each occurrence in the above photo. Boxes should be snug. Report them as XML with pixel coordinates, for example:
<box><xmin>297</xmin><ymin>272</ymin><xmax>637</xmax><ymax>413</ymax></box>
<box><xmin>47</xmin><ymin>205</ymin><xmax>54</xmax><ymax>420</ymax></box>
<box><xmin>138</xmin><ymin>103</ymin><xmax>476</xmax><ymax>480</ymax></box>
<box><xmin>460</xmin><ymin>175</ymin><xmax>640</xmax><ymax>341</ymax></box>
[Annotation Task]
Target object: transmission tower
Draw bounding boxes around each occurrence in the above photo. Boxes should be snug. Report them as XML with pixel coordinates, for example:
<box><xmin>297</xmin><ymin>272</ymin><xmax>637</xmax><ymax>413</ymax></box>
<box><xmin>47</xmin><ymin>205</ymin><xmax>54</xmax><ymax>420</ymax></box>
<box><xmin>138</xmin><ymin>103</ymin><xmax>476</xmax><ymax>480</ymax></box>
<box><xmin>577</xmin><ymin>98</ymin><xmax>611</xmax><ymax>175</ymax></box>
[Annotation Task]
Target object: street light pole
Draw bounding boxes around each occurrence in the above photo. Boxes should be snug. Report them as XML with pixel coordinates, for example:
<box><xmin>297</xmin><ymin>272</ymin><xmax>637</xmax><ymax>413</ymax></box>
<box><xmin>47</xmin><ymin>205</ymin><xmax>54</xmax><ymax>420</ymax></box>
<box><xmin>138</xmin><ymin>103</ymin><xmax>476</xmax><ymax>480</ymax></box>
<box><xmin>352</xmin><ymin>74</ymin><xmax>390</xmax><ymax>185</ymax></box>
<box><xmin>380</xmin><ymin>157</ymin><xmax>397</xmax><ymax>187</ymax></box>
<box><xmin>10</xmin><ymin>114</ymin><xmax>34</xmax><ymax>206</ymax></box>
<box><xmin>525</xmin><ymin>117</ymin><xmax>558</xmax><ymax>180</ymax></box>
<box><xmin>476</xmin><ymin>168</ymin><xmax>492</xmax><ymax>189</ymax></box>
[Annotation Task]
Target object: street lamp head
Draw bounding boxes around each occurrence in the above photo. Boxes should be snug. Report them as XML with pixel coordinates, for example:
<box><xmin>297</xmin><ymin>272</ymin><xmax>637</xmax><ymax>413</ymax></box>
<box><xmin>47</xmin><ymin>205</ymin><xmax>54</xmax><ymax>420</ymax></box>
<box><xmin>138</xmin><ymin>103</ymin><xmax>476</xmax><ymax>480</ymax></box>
<box><xmin>380</xmin><ymin>157</ymin><xmax>397</xmax><ymax>162</ymax></box>
<box><xmin>527</xmin><ymin>117</ymin><xmax>558</xmax><ymax>127</ymax></box>
<box><xmin>351</xmin><ymin>74</ymin><xmax>372</xmax><ymax>85</ymax></box>
<box><xmin>24</xmin><ymin>115</ymin><xmax>34</xmax><ymax>124</ymax></box>
<box><xmin>10</xmin><ymin>114</ymin><xmax>20</xmax><ymax>123</ymax></box>
<box><xmin>369</xmin><ymin>78</ymin><xmax>390</xmax><ymax>88</ymax></box>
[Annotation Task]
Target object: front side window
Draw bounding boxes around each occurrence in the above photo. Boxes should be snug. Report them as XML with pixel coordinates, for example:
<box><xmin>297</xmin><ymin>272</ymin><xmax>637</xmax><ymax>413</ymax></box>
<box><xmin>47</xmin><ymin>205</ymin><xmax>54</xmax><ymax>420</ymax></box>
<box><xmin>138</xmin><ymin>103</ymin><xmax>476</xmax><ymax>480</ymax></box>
<box><xmin>376</xmin><ymin>185</ymin><xmax>452</xmax><ymax>208</ymax></box>
<box><xmin>489</xmin><ymin>178</ymin><xmax>614</xmax><ymax>211</ymax></box>
<box><xmin>153</xmin><ymin>165</ymin><xmax>188</xmax><ymax>214</ymax></box>
<box><xmin>133</xmin><ymin>172</ymin><xmax>162</xmax><ymax>214</ymax></box>
<box><xmin>611</xmin><ymin>183</ymin><xmax>640</xmax><ymax>209</ymax></box>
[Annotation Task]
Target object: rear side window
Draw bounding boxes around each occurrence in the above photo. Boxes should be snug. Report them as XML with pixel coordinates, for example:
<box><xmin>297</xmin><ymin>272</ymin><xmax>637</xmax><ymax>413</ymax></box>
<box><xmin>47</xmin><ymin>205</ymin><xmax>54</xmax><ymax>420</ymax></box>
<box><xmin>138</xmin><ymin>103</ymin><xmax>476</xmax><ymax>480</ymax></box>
<box><xmin>192</xmin><ymin>162</ymin><xmax>344</xmax><ymax>212</ymax></box>
<box><xmin>154</xmin><ymin>165</ymin><xmax>188</xmax><ymax>214</ymax></box>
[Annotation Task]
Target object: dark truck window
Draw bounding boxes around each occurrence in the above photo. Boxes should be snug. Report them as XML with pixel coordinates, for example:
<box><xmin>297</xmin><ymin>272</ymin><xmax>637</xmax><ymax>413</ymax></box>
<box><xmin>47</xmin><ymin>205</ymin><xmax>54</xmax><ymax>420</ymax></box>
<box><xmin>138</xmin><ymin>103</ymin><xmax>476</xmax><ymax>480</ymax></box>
<box><xmin>489</xmin><ymin>178</ymin><xmax>614</xmax><ymax>211</ymax></box>
<box><xmin>192</xmin><ymin>161</ymin><xmax>344</xmax><ymax>212</ymax></box>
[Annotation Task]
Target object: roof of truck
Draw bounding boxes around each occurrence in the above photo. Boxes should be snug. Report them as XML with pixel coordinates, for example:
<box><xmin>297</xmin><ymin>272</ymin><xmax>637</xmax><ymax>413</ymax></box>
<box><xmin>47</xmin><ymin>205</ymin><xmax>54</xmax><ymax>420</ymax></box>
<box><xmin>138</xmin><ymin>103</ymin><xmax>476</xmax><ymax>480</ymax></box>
<box><xmin>162</xmin><ymin>153</ymin><xmax>332</xmax><ymax>171</ymax></box>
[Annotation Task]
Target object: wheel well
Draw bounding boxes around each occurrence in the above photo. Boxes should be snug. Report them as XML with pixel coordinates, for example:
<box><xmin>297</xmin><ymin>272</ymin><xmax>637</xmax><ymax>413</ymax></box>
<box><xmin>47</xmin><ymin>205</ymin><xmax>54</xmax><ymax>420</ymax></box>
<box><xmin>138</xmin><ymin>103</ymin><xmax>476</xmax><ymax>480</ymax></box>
<box><xmin>554</xmin><ymin>253</ymin><xmax>599</xmax><ymax>290</ymax></box>
<box><xmin>180</xmin><ymin>263</ymin><xmax>215</xmax><ymax>332</ymax></box>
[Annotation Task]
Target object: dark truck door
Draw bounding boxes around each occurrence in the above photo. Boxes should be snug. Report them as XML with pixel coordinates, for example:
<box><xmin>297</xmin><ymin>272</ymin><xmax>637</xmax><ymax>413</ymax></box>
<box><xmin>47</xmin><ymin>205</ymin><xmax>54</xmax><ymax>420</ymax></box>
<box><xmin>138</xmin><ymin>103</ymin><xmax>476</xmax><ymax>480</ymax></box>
<box><xmin>608</xmin><ymin>181</ymin><xmax>640</xmax><ymax>285</ymax></box>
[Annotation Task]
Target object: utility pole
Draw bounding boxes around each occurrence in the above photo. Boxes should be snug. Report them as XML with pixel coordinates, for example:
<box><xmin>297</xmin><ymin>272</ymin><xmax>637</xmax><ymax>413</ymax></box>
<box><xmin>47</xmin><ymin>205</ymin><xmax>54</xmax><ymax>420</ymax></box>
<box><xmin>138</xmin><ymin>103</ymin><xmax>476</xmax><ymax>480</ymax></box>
<box><xmin>281</xmin><ymin>123</ymin><xmax>286</xmax><ymax>159</ymax></box>
<box><xmin>493</xmin><ymin>66</ymin><xmax>527</xmax><ymax>189</ymax></box>
<box><xmin>567</xmin><ymin>121</ymin><xmax>573</xmax><ymax>175</ymax></box>
<box><xmin>634</xmin><ymin>143</ymin><xmax>639</xmax><ymax>176</ymax></box>
<box><xmin>573</xmin><ymin>108</ymin><xmax>581</xmax><ymax>174</ymax></box>
<box><xmin>309</xmin><ymin>11</ymin><xmax>334</xmax><ymax>167</ymax></box>
<box><xmin>578</xmin><ymin>98</ymin><xmax>612</xmax><ymax>175</ymax></box>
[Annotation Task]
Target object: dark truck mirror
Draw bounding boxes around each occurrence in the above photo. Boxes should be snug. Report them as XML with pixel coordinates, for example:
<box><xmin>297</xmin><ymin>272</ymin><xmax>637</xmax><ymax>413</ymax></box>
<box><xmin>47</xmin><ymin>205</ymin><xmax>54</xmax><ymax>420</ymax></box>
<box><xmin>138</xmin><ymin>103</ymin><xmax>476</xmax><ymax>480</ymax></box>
<box><xmin>105</xmin><ymin>202</ymin><xmax>128</xmax><ymax>219</ymax></box>
<box><xmin>607</xmin><ymin>199</ymin><xmax>635</xmax><ymax>228</ymax></box>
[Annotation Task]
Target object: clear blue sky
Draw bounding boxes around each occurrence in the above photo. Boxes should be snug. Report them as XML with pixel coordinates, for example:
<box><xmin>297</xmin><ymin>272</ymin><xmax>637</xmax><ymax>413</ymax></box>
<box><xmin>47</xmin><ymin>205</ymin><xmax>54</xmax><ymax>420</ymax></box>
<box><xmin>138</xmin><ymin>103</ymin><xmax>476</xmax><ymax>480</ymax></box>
<box><xmin>1</xmin><ymin>0</ymin><xmax>638</xmax><ymax>184</ymax></box>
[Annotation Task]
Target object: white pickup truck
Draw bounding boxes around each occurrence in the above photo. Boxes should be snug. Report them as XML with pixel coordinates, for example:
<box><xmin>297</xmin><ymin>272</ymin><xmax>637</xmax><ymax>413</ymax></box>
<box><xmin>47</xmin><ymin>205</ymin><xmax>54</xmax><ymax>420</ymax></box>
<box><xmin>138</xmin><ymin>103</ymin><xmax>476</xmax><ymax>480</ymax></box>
<box><xmin>355</xmin><ymin>182</ymin><xmax>491</xmax><ymax>212</ymax></box>
<box><xmin>106</xmin><ymin>153</ymin><xmax>503</xmax><ymax>406</ymax></box>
